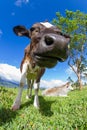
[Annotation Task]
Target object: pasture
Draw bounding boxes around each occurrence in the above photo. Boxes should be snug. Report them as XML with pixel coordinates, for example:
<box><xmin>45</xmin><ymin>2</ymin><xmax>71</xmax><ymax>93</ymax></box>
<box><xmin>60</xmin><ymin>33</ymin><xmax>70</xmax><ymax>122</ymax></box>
<box><xmin>0</xmin><ymin>86</ymin><xmax>87</xmax><ymax>130</ymax></box>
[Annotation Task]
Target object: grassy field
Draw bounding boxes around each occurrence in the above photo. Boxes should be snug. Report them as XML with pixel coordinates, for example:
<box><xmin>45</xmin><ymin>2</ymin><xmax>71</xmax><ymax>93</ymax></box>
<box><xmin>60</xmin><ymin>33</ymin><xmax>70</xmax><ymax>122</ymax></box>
<box><xmin>0</xmin><ymin>86</ymin><xmax>87</xmax><ymax>130</ymax></box>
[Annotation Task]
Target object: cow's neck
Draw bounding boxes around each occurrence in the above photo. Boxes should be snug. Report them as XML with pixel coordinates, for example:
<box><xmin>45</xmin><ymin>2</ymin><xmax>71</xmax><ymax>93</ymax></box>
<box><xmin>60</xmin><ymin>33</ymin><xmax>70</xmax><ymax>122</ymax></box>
<box><xmin>27</xmin><ymin>59</ymin><xmax>40</xmax><ymax>80</ymax></box>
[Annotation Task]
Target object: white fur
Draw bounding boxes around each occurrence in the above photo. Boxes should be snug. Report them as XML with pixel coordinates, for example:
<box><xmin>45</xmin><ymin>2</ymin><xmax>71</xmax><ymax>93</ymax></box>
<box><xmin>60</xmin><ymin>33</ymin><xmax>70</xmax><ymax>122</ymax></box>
<box><xmin>34</xmin><ymin>95</ymin><xmax>39</xmax><ymax>108</ymax></box>
<box><xmin>42</xmin><ymin>83</ymin><xmax>73</xmax><ymax>97</ymax></box>
<box><xmin>33</xmin><ymin>82</ymin><xmax>40</xmax><ymax>108</ymax></box>
<box><xmin>40</xmin><ymin>22</ymin><xmax>53</xmax><ymax>28</ymax></box>
<box><xmin>12</xmin><ymin>62</ymin><xmax>28</xmax><ymax>110</ymax></box>
<box><xmin>34</xmin><ymin>82</ymin><xmax>40</xmax><ymax>89</ymax></box>
<box><xmin>12</xmin><ymin>87</ymin><xmax>23</xmax><ymax>110</ymax></box>
<box><xmin>20</xmin><ymin>62</ymin><xmax>29</xmax><ymax>85</ymax></box>
<box><xmin>58</xmin><ymin>85</ymin><xmax>73</xmax><ymax>97</ymax></box>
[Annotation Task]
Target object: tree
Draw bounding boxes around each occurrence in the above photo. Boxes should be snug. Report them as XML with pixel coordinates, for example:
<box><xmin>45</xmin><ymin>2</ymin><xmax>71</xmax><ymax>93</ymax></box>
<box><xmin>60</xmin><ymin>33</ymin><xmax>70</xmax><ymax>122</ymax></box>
<box><xmin>53</xmin><ymin>10</ymin><xmax>87</xmax><ymax>90</ymax></box>
<box><xmin>82</xmin><ymin>72</ymin><xmax>87</xmax><ymax>78</ymax></box>
<box><xmin>67</xmin><ymin>76</ymin><xmax>74</xmax><ymax>83</ymax></box>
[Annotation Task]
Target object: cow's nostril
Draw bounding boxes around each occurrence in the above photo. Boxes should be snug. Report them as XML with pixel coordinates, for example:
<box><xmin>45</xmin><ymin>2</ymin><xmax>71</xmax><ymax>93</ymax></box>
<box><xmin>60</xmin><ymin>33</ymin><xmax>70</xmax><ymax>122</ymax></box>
<box><xmin>45</xmin><ymin>36</ymin><xmax>54</xmax><ymax>46</ymax></box>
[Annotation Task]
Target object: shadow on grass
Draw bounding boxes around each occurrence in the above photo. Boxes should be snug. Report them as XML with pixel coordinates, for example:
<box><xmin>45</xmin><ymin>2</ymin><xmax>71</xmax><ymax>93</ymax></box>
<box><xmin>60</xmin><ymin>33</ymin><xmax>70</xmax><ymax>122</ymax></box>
<box><xmin>39</xmin><ymin>96</ymin><xmax>55</xmax><ymax>117</ymax></box>
<box><xmin>20</xmin><ymin>95</ymin><xmax>55</xmax><ymax>117</ymax></box>
<box><xmin>0</xmin><ymin>107</ymin><xmax>17</xmax><ymax>126</ymax></box>
<box><xmin>21</xmin><ymin>96</ymin><xmax>34</xmax><ymax>109</ymax></box>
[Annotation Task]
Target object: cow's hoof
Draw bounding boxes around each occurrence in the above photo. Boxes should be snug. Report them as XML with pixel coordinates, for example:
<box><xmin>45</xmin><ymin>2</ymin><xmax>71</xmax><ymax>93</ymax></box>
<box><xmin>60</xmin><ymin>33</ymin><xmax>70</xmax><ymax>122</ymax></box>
<box><xmin>11</xmin><ymin>104</ymin><xmax>20</xmax><ymax>111</ymax></box>
<box><xmin>34</xmin><ymin>102</ymin><xmax>39</xmax><ymax>109</ymax></box>
<box><xmin>34</xmin><ymin>105</ymin><xmax>39</xmax><ymax>109</ymax></box>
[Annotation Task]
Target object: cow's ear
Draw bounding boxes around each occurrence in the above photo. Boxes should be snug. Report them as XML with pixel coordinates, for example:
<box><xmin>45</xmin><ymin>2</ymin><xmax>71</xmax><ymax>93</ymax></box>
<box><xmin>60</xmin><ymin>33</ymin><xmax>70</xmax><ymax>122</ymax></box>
<box><xmin>13</xmin><ymin>25</ymin><xmax>31</xmax><ymax>38</ymax></box>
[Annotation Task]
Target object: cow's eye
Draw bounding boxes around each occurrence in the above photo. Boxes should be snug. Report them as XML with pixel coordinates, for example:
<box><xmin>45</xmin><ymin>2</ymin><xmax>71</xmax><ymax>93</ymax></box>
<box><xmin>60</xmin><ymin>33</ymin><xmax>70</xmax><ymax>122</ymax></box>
<box><xmin>30</xmin><ymin>27</ymin><xmax>35</xmax><ymax>32</ymax></box>
<box><xmin>56</xmin><ymin>31</ymin><xmax>63</xmax><ymax>35</ymax></box>
<box><xmin>35</xmin><ymin>29</ymin><xmax>39</xmax><ymax>32</ymax></box>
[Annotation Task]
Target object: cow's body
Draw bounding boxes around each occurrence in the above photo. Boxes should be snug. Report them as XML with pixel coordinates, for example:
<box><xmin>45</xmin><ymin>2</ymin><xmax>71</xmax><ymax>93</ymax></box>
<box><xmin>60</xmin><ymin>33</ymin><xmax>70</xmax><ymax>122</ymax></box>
<box><xmin>12</xmin><ymin>21</ymin><xmax>70</xmax><ymax>110</ymax></box>
<box><xmin>42</xmin><ymin>82</ymin><xmax>73</xmax><ymax>97</ymax></box>
<box><xmin>12</xmin><ymin>45</ymin><xmax>45</xmax><ymax>110</ymax></box>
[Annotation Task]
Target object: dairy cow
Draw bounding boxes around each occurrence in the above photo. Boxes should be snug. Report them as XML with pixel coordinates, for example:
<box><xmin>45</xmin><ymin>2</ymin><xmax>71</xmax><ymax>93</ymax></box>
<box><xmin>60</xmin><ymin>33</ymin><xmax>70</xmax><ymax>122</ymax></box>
<box><xmin>12</xmin><ymin>22</ymin><xmax>70</xmax><ymax>110</ymax></box>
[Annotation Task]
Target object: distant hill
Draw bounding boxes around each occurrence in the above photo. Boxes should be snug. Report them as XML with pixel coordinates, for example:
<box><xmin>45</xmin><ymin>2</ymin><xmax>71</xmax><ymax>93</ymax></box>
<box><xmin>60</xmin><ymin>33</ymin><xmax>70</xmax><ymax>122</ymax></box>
<box><xmin>0</xmin><ymin>78</ymin><xmax>19</xmax><ymax>88</ymax></box>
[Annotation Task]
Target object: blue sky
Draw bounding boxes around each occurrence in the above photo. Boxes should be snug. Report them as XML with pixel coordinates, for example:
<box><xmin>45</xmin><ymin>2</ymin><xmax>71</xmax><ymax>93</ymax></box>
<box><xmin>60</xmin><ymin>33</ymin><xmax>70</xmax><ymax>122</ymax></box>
<box><xmin>0</xmin><ymin>0</ymin><xmax>87</xmax><ymax>85</ymax></box>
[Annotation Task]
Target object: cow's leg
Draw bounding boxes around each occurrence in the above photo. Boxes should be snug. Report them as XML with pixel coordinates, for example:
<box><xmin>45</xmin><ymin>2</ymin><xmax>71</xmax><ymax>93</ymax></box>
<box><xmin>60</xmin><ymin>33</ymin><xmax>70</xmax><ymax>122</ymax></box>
<box><xmin>26</xmin><ymin>79</ymin><xmax>34</xmax><ymax>99</ymax></box>
<box><xmin>33</xmin><ymin>82</ymin><xmax>40</xmax><ymax>108</ymax></box>
<box><xmin>26</xmin><ymin>79</ymin><xmax>31</xmax><ymax>99</ymax></box>
<box><xmin>11</xmin><ymin>62</ymin><xmax>28</xmax><ymax>111</ymax></box>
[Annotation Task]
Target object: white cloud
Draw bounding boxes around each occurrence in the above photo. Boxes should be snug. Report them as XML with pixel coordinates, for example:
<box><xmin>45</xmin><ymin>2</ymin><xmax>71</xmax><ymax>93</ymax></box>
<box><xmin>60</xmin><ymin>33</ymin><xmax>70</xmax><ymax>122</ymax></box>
<box><xmin>15</xmin><ymin>0</ymin><xmax>29</xmax><ymax>7</ymax></box>
<box><xmin>40</xmin><ymin>79</ymin><xmax>65</xmax><ymax>88</ymax></box>
<box><xmin>0</xmin><ymin>63</ymin><xmax>65</xmax><ymax>88</ymax></box>
<box><xmin>0</xmin><ymin>64</ymin><xmax>21</xmax><ymax>83</ymax></box>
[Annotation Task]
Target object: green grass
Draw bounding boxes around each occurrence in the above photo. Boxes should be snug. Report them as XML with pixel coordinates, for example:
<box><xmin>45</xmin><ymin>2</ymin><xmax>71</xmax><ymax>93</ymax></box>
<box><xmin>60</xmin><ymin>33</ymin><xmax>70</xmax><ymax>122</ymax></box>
<box><xmin>0</xmin><ymin>86</ymin><xmax>87</xmax><ymax>130</ymax></box>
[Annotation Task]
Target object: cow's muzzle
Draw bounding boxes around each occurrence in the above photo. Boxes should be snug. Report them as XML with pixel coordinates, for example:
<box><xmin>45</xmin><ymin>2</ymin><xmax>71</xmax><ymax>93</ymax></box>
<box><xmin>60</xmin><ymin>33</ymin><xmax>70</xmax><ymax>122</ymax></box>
<box><xmin>32</xmin><ymin>33</ymin><xmax>70</xmax><ymax>68</ymax></box>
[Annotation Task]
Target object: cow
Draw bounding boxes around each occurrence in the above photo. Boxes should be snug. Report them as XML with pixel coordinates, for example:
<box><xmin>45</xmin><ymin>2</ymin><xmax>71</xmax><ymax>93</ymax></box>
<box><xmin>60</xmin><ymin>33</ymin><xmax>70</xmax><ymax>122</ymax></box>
<box><xmin>11</xmin><ymin>21</ymin><xmax>70</xmax><ymax>110</ymax></box>
<box><xmin>42</xmin><ymin>82</ymin><xmax>74</xmax><ymax>97</ymax></box>
<box><xmin>12</xmin><ymin>45</ymin><xmax>45</xmax><ymax>110</ymax></box>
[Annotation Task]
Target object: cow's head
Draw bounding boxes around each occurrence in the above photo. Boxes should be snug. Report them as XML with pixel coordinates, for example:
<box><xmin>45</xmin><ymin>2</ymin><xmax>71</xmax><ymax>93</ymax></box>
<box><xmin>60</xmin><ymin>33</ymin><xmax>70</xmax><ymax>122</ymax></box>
<box><xmin>13</xmin><ymin>22</ymin><xmax>70</xmax><ymax>68</ymax></box>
